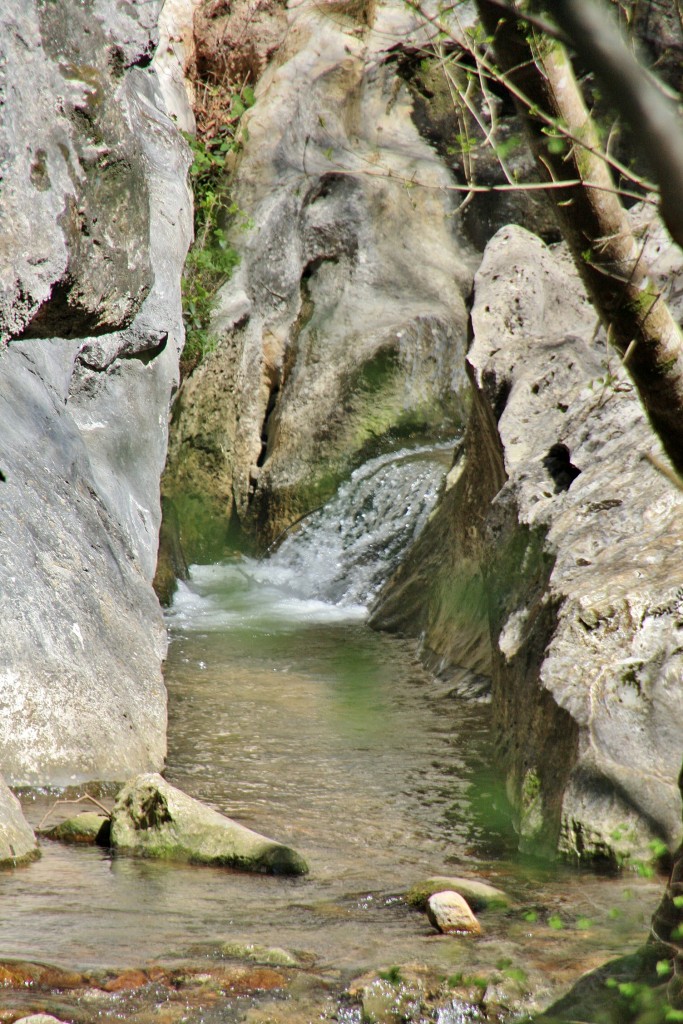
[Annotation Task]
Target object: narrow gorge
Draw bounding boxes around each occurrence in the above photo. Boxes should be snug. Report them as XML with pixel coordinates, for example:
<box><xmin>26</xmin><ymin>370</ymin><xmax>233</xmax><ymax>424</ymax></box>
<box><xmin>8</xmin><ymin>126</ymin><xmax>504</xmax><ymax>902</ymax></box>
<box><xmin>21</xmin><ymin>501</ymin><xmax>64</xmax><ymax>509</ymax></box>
<box><xmin>2</xmin><ymin>1</ymin><xmax>683</xmax><ymax>1022</ymax></box>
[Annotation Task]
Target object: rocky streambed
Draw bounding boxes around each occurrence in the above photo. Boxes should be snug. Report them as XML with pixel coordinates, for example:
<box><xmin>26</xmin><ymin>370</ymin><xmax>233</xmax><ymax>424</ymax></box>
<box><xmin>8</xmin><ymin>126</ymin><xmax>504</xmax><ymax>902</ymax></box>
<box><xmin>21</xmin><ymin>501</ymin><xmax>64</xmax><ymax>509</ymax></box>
<box><xmin>0</xmin><ymin>507</ymin><xmax>669</xmax><ymax>1023</ymax></box>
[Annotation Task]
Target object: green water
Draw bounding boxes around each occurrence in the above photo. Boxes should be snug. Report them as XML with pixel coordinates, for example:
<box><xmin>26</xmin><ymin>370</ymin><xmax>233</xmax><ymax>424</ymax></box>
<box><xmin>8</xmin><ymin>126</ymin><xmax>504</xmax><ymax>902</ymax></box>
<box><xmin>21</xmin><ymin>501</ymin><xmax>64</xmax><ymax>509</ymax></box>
<box><xmin>0</xmin><ymin>556</ymin><xmax>665</xmax><ymax>1021</ymax></box>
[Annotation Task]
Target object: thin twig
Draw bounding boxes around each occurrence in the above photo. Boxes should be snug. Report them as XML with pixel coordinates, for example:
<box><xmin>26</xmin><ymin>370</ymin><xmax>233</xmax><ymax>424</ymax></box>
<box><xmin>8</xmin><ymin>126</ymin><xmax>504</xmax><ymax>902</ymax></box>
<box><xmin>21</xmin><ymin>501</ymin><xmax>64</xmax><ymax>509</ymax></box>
<box><xmin>38</xmin><ymin>794</ymin><xmax>111</xmax><ymax>831</ymax></box>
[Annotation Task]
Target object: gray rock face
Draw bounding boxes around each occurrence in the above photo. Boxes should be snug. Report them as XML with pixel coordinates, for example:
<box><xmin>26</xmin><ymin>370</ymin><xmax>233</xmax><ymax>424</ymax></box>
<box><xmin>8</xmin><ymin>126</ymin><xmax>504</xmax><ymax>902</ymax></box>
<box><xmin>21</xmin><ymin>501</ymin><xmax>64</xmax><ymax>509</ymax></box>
<box><xmin>110</xmin><ymin>773</ymin><xmax>309</xmax><ymax>875</ymax></box>
<box><xmin>373</xmin><ymin>223</ymin><xmax>683</xmax><ymax>863</ymax></box>
<box><xmin>0</xmin><ymin>0</ymin><xmax>192</xmax><ymax>785</ymax></box>
<box><xmin>0</xmin><ymin>776</ymin><xmax>38</xmax><ymax>867</ymax></box>
<box><xmin>164</xmin><ymin>1</ymin><xmax>477</xmax><ymax>555</ymax></box>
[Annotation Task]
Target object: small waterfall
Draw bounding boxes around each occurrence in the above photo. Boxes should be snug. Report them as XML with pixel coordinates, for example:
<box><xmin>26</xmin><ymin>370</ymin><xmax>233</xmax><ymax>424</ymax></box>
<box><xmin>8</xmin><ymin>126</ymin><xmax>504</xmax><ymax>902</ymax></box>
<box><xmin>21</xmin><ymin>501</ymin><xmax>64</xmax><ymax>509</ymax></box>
<box><xmin>169</xmin><ymin>442</ymin><xmax>456</xmax><ymax>629</ymax></box>
<box><xmin>264</xmin><ymin>442</ymin><xmax>455</xmax><ymax>607</ymax></box>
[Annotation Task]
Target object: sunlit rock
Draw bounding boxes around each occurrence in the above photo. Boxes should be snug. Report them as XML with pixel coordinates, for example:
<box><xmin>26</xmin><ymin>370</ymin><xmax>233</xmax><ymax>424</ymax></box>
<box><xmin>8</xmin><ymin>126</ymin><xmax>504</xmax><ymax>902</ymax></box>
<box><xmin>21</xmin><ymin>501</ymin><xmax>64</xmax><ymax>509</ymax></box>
<box><xmin>110</xmin><ymin>773</ymin><xmax>309</xmax><ymax>875</ymax></box>
<box><xmin>39</xmin><ymin>812</ymin><xmax>110</xmax><ymax>846</ymax></box>
<box><xmin>426</xmin><ymin>891</ymin><xmax>483</xmax><ymax>935</ymax></box>
<box><xmin>373</xmin><ymin>219</ymin><xmax>683</xmax><ymax>864</ymax></box>
<box><xmin>163</xmin><ymin>0</ymin><xmax>477</xmax><ymax>556</ymax></box>
<box><xmin>0</xmin><ymin>777</ymin><xmax>38</xmax><ymax>867</ymax></box>
<box><xmin>0</xmin><ymin>0</ymin><xmax>192</xmax><ymax>785</ymax></box>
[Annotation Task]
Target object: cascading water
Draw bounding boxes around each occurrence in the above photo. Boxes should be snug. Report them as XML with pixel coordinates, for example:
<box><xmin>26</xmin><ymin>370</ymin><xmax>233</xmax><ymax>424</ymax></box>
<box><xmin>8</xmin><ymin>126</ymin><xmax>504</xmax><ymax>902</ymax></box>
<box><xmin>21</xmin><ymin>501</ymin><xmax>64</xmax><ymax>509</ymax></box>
<box><xmin>169</xmin><ymin>441</ymin><xmax>456</xmax><ymax>629</ymax></box>
<box><xmin>268</xmin><ymin>442</ymin><xmax>456</xmax><ymax>606</ymax></box>
<box><xmin>0</xmin><ymin>441</ymin><xmax>664</xmax><ymax>1024</ymax></box>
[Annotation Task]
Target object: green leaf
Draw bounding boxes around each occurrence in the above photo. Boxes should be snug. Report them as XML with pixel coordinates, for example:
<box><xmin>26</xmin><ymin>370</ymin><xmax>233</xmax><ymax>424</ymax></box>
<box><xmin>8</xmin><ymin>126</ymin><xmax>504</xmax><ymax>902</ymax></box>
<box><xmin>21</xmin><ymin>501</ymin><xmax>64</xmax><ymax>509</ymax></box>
<box><xmin>548</xmin><ymin>914</ymin><xmax>564</xmax><ymax>930</ymax></box>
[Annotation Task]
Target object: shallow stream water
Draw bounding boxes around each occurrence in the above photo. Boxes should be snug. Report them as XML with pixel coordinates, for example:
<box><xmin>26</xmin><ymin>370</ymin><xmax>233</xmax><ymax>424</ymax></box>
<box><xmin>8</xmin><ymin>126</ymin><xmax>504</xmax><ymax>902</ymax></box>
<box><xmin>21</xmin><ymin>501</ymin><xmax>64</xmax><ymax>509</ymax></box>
<box><xmin>0</xmin><ymin>445</ymin><xmax>665</xmax><ymax>1022</ymax></box>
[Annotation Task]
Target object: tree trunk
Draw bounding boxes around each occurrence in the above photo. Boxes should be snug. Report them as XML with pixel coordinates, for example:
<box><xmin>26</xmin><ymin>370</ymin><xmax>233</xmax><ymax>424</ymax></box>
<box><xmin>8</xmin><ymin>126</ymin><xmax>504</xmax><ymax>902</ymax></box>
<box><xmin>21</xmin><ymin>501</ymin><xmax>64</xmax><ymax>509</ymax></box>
<box><xmin>475</xmin><ymin>0</ymin><xmax>683</xmax><ymax>477</ymax></box>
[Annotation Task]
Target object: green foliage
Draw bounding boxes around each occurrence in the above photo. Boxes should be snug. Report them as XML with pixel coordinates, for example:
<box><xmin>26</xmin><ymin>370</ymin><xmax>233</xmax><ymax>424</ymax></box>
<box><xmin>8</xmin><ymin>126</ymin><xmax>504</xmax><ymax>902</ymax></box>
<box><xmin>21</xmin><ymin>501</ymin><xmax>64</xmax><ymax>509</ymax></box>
<box><xmin>181</xmin><ymin>85</ymin><xmax>255</xmax><ymax>375</ymax></box>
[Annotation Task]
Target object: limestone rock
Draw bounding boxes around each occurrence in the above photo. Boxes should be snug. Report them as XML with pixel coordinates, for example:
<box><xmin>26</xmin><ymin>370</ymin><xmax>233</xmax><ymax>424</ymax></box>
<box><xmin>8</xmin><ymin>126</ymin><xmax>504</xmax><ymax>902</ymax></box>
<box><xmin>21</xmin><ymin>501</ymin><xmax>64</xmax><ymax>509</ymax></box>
<box><xmin>373</xmin><ymin>220</ymin><xmax>683</xmax><ymax>863</ymax></box>
<box><xmin>426</xmin><ymin>891</ymin><xmax>482</xmax><ymax>935</ymax></box>
<box><xmin>0</xmin><ymin>777</ymin><xmax>38</xmax><ymax>867</ymax></box>
<box><xmin>110</xmin><ymin>774</ymin><xmax>309</xmax><ymax>875</ymax></box>
<box><xmin>0</xmin><ymin>0</ymin><xmax>192</xmax><ymax>784</ymax></box>
<box><xmin>164</xmin><ymin>0</ymin><xmax>476</xmax><ymax>556</ymax></box>
<box><xmin>406</xmin><ymin>876</ymin><xmax>509</xmax><ymax>911</ymax></box>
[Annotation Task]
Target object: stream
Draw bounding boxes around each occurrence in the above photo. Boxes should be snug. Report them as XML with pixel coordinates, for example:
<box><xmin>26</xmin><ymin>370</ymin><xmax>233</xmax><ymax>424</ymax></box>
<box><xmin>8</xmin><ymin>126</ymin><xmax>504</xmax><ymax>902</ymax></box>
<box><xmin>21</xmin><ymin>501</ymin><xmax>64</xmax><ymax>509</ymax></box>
<box><xmin>0</xmin><ymin>444</ymin><xmax>664</xmax><ymax>1023</ymax></box>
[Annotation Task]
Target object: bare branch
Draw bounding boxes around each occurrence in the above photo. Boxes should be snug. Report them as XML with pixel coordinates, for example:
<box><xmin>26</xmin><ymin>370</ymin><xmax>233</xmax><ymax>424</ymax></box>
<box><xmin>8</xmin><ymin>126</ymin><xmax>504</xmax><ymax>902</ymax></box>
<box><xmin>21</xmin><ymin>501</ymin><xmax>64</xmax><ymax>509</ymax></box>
<box><xmin>534</xmin><ymin>0</ymin><xmax>683</xmax><ymax>250</ymax></box>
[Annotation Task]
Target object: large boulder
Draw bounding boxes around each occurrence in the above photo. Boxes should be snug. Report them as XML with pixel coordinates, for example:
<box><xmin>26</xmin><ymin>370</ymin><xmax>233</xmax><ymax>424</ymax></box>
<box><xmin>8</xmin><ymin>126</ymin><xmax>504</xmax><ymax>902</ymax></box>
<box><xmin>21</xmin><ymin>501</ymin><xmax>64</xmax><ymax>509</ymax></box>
<box><xmin>110</xmin><ymin>773</ymin><xmax>309</xmax><ymax>875</ymax></box>
<box><xmin>372</xmin><ymin>222</ymin><xmax>683</xmax><ymax>864</ymax></box>
<box><xmin>0</xmin><ymin>0</ymin><xmax>192</xmax><ymax>785</ymax></box>
<box><xmin>164</xmin><ymin>0</ymin><xmax>477</xmax><ymax>556</ymax></box>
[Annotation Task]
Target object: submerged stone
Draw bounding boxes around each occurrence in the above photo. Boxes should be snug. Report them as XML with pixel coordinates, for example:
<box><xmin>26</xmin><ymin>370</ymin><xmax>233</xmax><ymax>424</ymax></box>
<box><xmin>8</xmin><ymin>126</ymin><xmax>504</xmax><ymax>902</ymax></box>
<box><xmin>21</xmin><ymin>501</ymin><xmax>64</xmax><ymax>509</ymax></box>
<box><xmin>406</xmin><ymin>876</ymin><xmax>509</xmax><ymax>911</ymax></box>
<box><xmin>110</xmin><ymin>774</ymin><xmax>309</xmax><ymax>876</ymax></box>
<box><xmin>221</xmin><ymin>942</ymin><xmax>301</xmax><ymax>968</ymax></box>
<box><xmin>39</xmin><ymin>812</ymin><xmax>110</xmax><ymax>846</ymax></box>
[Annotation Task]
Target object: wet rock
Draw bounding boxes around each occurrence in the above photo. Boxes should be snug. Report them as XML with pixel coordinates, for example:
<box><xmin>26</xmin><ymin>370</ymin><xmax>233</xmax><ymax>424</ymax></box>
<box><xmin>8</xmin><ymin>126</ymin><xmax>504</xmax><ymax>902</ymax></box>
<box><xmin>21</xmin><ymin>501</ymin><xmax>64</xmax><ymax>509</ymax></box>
<box><xmin>164</xmin><ymin>0</ymin><xmax>476</xmax><ymax>555</ymax></box>
<box><xmin>103</xmin><ymin>969</ymin><xmax>150</xmax><ymax>993</ymax></box>
<box><xmin>426</xmin><ymin>891</ymin><xmax>483</xmax><ymax>935</ymax></box>
<box><xmin>0</xmin><ymin>0</ymin><xmax>192</xmax><ymax>785</ymax></box>
<box><xmin>373</xmin><ymin>219</ymin><xmax>683</xmax><ymax>863</ymax></box>
<box><xmin>0</xmin><ymin>777</ymin><xmax>38</xmax><ymax>867</ymax></box>
<box><xmin>406</xmin><ymin>875</ymin><xmax>509</xmax><ymax>911</ymax></box>
<box><xmin>110</xmin><ymin>773</ymin><xmax>309</xmax><ymax>875</ymax></box>
<box><xmin>39</xmin><ymin>812</ymin><xmax>110</xmax><ymax>846</ymax></box>
<box><xmin>13</xmin><ymin>1017</ymin><xmax>68</xmax><ymax>1024</ymax></box>
<box><xmin>221</xmin><ymin>942</ymin><xmax>302</xmax><ymax>968</ymax></box>
<box><xmin>0</xmin><ymin>961</ymin><xmax>85</xmax><ymax>989</ymax></box>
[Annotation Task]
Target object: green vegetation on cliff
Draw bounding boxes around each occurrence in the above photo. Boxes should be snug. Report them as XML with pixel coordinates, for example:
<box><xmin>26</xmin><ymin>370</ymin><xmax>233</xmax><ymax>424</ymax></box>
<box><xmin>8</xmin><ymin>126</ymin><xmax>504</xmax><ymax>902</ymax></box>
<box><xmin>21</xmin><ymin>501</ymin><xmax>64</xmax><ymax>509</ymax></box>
<box><xmin>181</xmin><ymin>85</ymin><xmax>254</xmax><ymax>377</ymax></box>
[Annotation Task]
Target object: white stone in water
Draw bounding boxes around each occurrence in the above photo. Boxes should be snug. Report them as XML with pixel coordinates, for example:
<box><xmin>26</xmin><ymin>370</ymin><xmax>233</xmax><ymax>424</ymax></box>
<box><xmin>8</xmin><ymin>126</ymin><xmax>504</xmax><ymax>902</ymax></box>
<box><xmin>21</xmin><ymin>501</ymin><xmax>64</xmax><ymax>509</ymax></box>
<box><xmin>12</xmin><ymin>1017</ymin><xmax>67</xmax><ymax>1024</ymax></box>
<box><xmin>426</xmin><ymin>891</ymin><xmax>482</xmax><ymax>935</ymax></box>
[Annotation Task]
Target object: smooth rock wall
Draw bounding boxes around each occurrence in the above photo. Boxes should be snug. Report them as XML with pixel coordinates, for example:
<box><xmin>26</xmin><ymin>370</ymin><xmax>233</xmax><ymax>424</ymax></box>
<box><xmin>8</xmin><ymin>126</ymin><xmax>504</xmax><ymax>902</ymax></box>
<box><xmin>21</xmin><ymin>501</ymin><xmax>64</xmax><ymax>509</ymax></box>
<box><xmin>373</xmin><ymin>222</ymin><xmax>683</xmax><ymax>863</ymax></box>
<box><xmin>0</xmin><ymin>0</ymin><xmax>192</xmax><ymax>785</ymax></box>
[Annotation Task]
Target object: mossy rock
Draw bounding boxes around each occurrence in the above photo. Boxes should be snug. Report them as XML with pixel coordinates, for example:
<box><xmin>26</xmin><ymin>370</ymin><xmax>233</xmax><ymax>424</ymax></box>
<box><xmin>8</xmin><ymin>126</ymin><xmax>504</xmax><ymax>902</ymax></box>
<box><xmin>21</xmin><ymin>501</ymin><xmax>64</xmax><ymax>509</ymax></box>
<box><xmin>406</xmin><ymin>876</ymin><xmax>510</xmax><ymax>912</ymax></box>
<box><xmin>39</xmin><ymin>812</ymin><xmax>111</xmax><ymax>846</ymax></box>
<box><xmin>221</xmin><ymin>942</ymin><xmax>302</xmax><ymax>968</ymax></box>
<box><xmin>110</xmin><ymin>774</ymin><xmax>309</xmax><ymax>876</ymax></box>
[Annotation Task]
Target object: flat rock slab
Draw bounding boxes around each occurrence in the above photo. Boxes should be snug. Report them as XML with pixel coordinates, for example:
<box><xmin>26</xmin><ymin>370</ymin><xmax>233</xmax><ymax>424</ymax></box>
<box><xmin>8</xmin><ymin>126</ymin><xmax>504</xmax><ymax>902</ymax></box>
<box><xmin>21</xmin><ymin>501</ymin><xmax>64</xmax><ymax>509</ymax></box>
<box><xmin>110</xmin><ymin>774</ymin><xmax>309</xmax><ymax>876</ymax></box>
<box><xmin>406</xmin><ymin>876</ymin><xmax>509</xmax><ymax>911</ymax></box>
<box><xmin>0</xmin><ymin>777</ymin><xmax>38</xmax><ymax>867</ymax></box>
<box><xmin>426</xmin><ymin>891</ymin><xmax>483</xmax><ymax>935</ymax></box>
